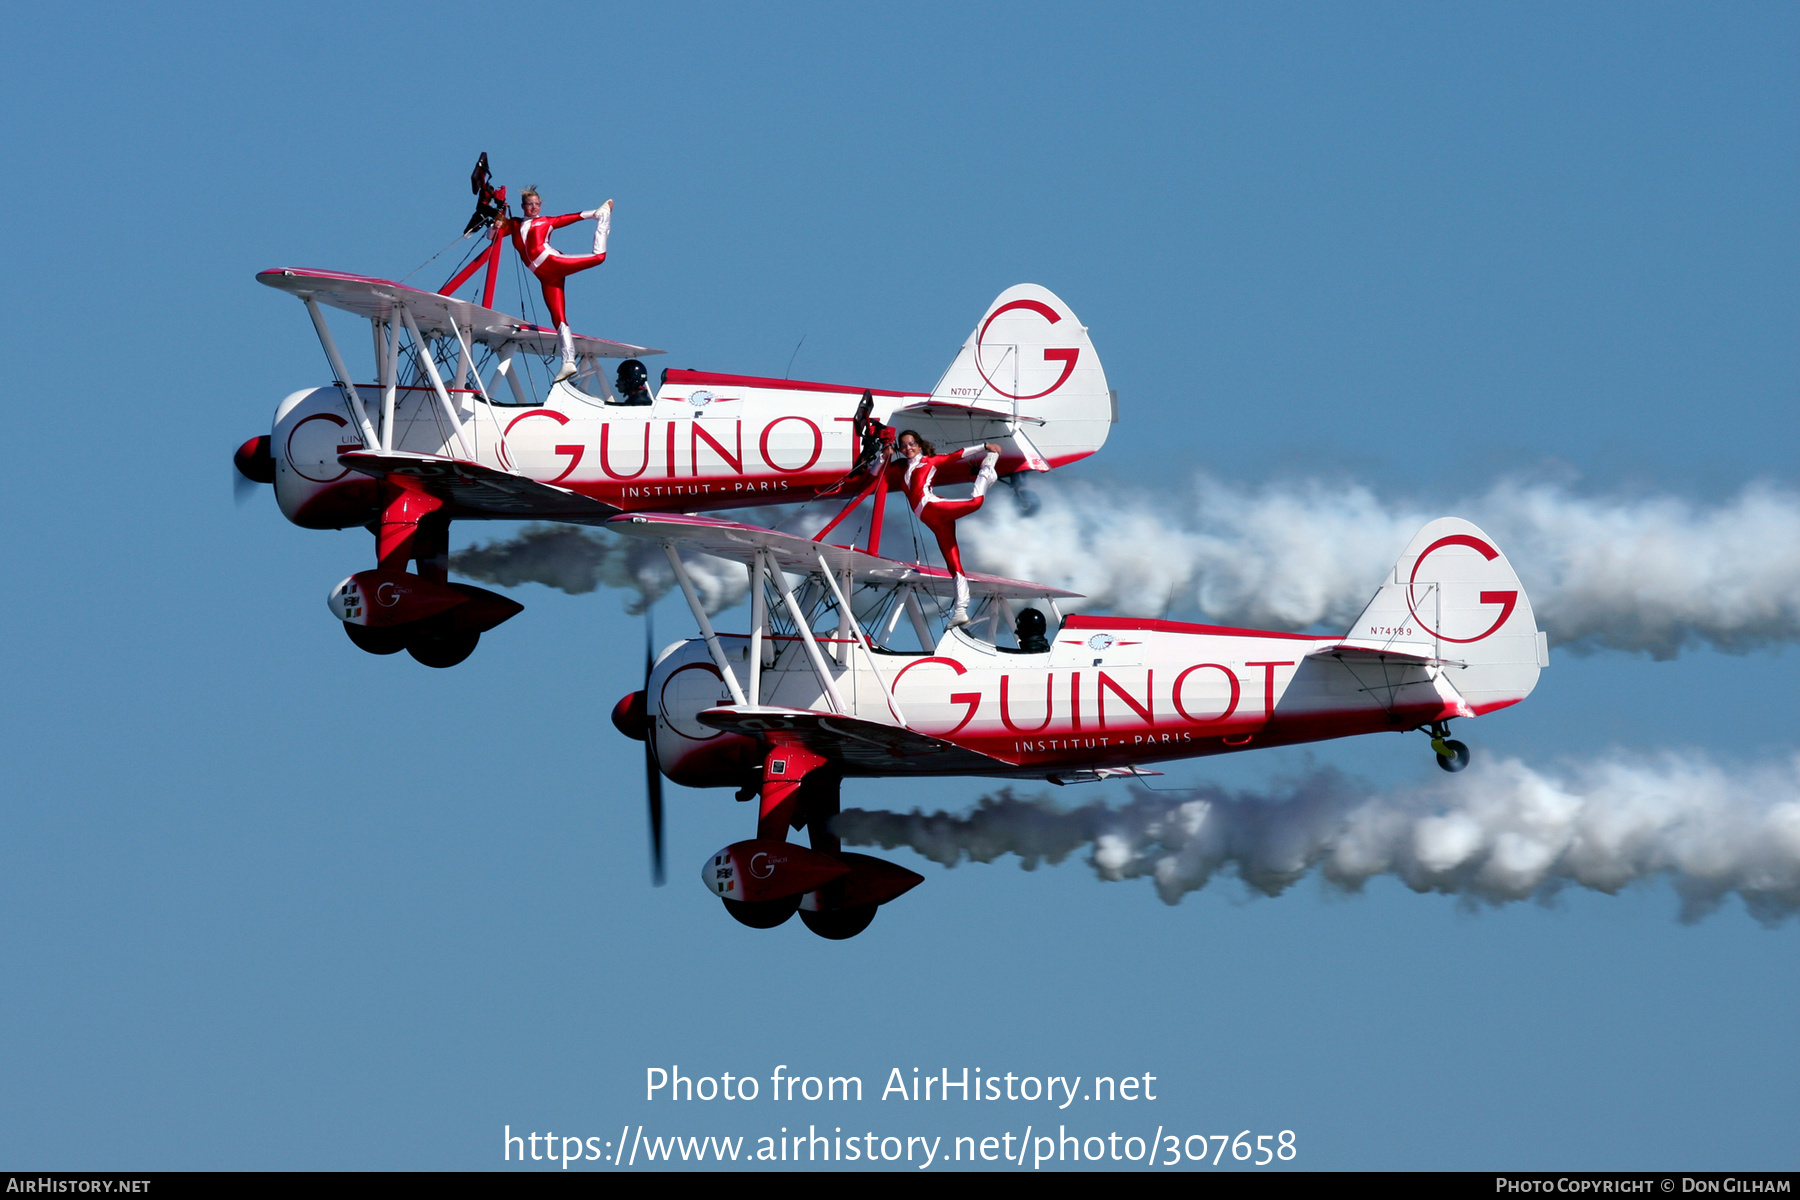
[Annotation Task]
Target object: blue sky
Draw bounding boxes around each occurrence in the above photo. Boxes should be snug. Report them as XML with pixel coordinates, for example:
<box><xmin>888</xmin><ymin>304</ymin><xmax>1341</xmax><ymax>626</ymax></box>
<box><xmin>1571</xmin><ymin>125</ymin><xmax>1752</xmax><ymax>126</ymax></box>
<box><xmin>1</xmin><ymin>1</ymin><xmax>1794</xmax><ymax>1170</ymax></box>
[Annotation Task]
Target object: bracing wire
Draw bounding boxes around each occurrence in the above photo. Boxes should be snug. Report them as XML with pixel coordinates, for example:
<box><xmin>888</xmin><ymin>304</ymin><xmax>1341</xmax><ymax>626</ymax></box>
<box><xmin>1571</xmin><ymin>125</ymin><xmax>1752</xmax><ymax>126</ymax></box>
<box><xmin>398</xmin><ymin>231</ymin><xmax>478</xmax><ymax>286</ymax></box>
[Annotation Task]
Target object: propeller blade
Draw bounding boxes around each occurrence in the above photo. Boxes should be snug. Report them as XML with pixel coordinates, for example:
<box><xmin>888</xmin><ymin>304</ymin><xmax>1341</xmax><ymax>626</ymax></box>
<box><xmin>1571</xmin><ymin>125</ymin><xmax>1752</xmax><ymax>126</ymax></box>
<box><xmin>233</xmin><ymin>467</ymin><xmax>259</xmax><ymax>506</ymax></box>
<box><xmin>644</xmin><ymin>611</ymin><xmax>665</xmax><ymax>886</ymax></box>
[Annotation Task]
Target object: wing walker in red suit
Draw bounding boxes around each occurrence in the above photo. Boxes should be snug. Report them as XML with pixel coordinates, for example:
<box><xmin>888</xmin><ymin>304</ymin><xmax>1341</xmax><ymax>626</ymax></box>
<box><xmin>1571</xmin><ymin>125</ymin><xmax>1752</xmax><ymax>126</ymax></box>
<box><xmin>896</xmin><ymin>430</ymin><xmax>1002</xmax><ymax>626</ymax></box>
<box><xmin>495</xmin><ymin>188</ymin><xmax>613</xmax><ymax>382</ymax></box>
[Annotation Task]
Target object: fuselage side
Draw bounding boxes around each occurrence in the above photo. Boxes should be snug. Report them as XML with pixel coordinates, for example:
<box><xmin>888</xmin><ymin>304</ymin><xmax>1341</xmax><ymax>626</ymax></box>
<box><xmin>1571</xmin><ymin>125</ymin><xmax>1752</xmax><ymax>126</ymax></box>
<box><xmin>272</xmin><ymin>373</ymin><xmax>1105</xmax><ymax>530</ymax></box>
<box><xmin>651</xmin><ymin>615</ymin><xmax>1508</xmax><ymax>788</ymax></box>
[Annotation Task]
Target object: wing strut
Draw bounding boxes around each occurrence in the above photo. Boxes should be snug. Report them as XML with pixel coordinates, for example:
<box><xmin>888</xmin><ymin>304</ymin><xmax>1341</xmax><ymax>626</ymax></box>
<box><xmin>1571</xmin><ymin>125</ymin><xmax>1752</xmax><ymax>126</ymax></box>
<box><xmin>398</xmin><ymin>304</ymin><xmax>475</xmax><ymax>461</ymax></box>
<box><xmin>301</xmin><ymin>296</ymin><xmax>380</xmax><ymax>450</ymax></box>
<box><xmin>748</xmin><ymin>549</ymin><xmax>768</xmax><ymax>706</ymax></box>
<box><xmin>760</xmin><ymin>554</ymin><xmax>846</xmax><ymax>714</ymax></box>
<box><xmin>492</xmin><ymin>344</ymin><xmax>532</xmax><ymax>407</ymax></box>
<box><xmin>813</xmin><ymin>548</ymin><xmax>907</xmax><ymax>726</ymax></box>
<box><xmin>903</xmin><ymin>587</ymin><xmax>935</xmax><ymax>650</ymax></box>
<box><xmin>377</xmin><ymin>317</ymin><xmax>399</xmax><ymax>451</ymax></box>
<box><xmin>662</xmin><ymin>544</ymin><xmax>748</xmax><ymax>707</ymax></box>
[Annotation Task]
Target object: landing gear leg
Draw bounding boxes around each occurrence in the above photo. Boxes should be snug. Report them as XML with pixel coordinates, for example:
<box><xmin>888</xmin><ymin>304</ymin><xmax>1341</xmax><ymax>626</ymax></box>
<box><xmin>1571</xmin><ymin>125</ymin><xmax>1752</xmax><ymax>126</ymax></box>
<box><xmin>721</xmin><ymin>746</ymin><xmax>829</xmax><ymax>930</ymax></box>
<box><xmin>1423</xmin><ymin>720</ymin><xmax>1470</xmax><ymax>773</ymax></box>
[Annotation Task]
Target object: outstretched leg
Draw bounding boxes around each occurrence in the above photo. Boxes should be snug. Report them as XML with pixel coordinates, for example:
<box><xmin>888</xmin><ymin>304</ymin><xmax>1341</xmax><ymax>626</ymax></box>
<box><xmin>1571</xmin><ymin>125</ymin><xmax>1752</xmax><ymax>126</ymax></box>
<box><xmin>534</xmin><ymin>254</ymin><xmax>610</xmax><ymax>382</ymax></box>
<box><xmin>920</xmin><ymin>497</ymin><xmax>985</xmax><ymax>626</ymax></box>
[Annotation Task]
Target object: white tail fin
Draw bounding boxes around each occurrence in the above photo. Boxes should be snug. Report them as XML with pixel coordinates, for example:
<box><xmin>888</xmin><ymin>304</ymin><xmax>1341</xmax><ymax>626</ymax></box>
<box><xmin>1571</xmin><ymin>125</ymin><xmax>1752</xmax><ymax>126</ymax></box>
<box><xmin>1343</xmin><ymin>517</ymin><xmax>1546</xmax><ymax>715</ymax></box>
<box><xmin>892</xmin><ymin>284</ymin><xmax>1112</xmax><ymax>472</ymax></box>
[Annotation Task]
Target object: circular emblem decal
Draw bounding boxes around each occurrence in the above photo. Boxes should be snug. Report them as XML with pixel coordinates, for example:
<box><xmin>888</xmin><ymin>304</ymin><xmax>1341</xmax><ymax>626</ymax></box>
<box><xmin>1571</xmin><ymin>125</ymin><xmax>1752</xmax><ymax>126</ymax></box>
<box><xmin>1087</xmin><ymin>634</ymin><xmax>1116</xmax><ymax>651</ymax></box>
<box><xmin>974</xmin><ymin>298</ymin><xmax>1081</xmax><ymax>400</ymax></box>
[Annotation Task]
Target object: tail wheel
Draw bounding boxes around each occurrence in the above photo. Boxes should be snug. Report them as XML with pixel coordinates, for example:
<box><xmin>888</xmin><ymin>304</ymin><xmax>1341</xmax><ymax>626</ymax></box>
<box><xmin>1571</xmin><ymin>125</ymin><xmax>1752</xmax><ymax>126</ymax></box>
<box><xmin>1434</xmin><ymin>739</ymin><xmax>1471</xmax><ymax>773</ymax></box>
<box><xmin>407</xmin><ymin>630</ymin><xmax>480</xmax><ymax>668</ymax></box>
<box><xmin>722</xmin><ymin>895</ymin><xmax>801</xmax><ymax>929</ymax></box>
<box><xmin>799</xmin><ymin>904</ymin><xmax>878</xmax><ymax>940</ymax></box>
<box><xmin>344</xmin><ymin>623</ymin><xmax>407</xmax><ymax>655</ymax></box>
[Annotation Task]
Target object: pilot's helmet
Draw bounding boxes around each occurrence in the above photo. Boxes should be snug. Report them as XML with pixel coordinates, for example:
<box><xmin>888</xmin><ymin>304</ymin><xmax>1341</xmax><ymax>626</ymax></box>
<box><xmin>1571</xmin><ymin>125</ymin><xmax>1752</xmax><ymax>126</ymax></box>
<box><xmin>1016</xmin><ymin>608</ymin><xmax>1047</xmax><ymax>638</ymax></box>
<box><xmin>617</xmin><ymin>359</ymin><xmax>649</xmax><ymax>391</ymax></box>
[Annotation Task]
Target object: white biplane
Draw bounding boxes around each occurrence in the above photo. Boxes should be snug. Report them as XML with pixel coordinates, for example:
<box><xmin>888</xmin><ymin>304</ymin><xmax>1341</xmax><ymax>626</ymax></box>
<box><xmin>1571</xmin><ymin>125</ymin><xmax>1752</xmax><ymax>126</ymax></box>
<box><xmin>611</xmin><ymin>508</ymin><xmax>1547</xmax><ymax>939</ymax></box>
<box><xmin>240</xmin><ymin>266</ymin><xmax>1114</xmax><ymax>666</ymax></box>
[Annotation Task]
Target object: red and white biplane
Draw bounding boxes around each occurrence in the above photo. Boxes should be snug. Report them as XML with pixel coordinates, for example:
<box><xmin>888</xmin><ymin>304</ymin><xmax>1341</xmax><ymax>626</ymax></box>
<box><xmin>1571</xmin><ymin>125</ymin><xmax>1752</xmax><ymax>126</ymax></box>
<box><xmin>239</xmin><ymin>268</ymin><xmax>1113</xmax><ymax>666</ymax></box>
<box><xmin>611</xmin><ymin>507</ymin><xmax>1546</xmax><ymax>939</ymax></box>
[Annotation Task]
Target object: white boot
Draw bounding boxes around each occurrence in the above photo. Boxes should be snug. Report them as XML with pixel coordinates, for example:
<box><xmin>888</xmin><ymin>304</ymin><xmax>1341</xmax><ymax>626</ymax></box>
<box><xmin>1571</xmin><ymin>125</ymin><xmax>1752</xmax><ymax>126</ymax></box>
<box><xmin>590</xmin><ymin>199</ymin><xmax>612</xmax><ymax>256</ymax></box>
<box><xmin>948</xmin><ymin>573</ymin><xmax>972</xmax><ymax>626</ymax></box>
<box><xmin>972</xmin><ymin>450</ymin><xmax>999</xmax><ymax>498</ymax></box>
<box><xmin>554</xmin><ymin>324</ymin><xmax>578</xmax><ymax>382</ymax></box>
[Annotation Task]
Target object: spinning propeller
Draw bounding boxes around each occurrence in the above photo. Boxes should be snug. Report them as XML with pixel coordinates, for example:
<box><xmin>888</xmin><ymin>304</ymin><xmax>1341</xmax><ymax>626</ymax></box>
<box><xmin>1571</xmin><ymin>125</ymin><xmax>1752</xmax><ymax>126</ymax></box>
<box><xmin>610</xmin><ymin>612</ymin><xmax>666</xmax><ymax>885</ymax></box>
<box><xmin>643</xmin><ymin>612</ymin><xmax>665</xmax><ymax>886</ymax></box>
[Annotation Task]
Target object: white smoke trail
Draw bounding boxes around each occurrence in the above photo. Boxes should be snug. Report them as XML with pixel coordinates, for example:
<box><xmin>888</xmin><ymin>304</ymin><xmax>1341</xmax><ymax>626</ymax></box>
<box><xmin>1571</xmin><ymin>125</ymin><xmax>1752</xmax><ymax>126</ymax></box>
<box><xmin>448</xmin><ymin>477</ymin><xmax>1800</xmax><ymax>655</ymax></box>
<box><xmin>962</xmin><ymin>477</ymin><xmax>1800</xmax><ymax>659</ymax></box>
<box><xmin>451</xmin><ymin>524</ymin><xmax>748</xmax><ymax>615</ymax></box>
<box><xmin>834</xmin><ymin>753</ymin><xmax>1800</xmax><ymax>925</ymax></box>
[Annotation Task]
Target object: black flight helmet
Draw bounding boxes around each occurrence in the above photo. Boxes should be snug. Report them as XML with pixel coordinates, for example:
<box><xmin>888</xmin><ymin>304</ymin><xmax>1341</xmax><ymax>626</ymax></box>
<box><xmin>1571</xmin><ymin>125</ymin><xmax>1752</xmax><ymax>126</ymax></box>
<box><xmin>617</xmin><ymin>359</ymin><xmax>649</xmax><ymax>393</ymax></box>
<box><xmin>1016</xmin><ymin>608</ymin><xmax>1047</xmax><ymax>638</ymax></box>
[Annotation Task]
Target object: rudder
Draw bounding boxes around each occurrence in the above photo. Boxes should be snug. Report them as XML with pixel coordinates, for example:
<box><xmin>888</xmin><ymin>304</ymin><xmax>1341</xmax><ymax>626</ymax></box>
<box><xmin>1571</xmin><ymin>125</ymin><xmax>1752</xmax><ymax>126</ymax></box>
<box><xmin>1343</xmin><ymin>518</ymin><xmax>1545</xmax><ymax>715</ymax></box>
<box><xmin>900</xmin><ymin>284</ymin><xmax>1112</xmax><ymax>473</ymax></box>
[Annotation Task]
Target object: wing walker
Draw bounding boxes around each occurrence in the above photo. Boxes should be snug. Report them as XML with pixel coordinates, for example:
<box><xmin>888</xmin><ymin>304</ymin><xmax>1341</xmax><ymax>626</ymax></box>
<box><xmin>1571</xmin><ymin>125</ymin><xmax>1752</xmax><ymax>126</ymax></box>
<box><xmin>240</xmin><ymin>156</ymin><xmax>1546</xmax><ymax>938</ymax></box>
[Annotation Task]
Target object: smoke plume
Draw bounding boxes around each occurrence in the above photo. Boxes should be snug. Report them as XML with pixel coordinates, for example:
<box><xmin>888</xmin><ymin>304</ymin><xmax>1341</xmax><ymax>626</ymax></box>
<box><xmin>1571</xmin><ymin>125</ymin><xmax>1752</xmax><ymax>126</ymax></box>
<box><xmin>833</xmin><ymin>752</ymin><xmax>1800</xmax><ymax>925</ymax></box>
<box><xmin>962</xmin><ymin>477</ymin><xmax>1800</xmax><ymax>658</ymax></box>
<box><xmin>451</xmin><ymin>524</ymin><xmax>747</xmax><ymax>615</ymax></box>
<box><xmin>448</xmin><ymin>477</ymin><xmax>1800</xmax><ymax>657</ymax></box>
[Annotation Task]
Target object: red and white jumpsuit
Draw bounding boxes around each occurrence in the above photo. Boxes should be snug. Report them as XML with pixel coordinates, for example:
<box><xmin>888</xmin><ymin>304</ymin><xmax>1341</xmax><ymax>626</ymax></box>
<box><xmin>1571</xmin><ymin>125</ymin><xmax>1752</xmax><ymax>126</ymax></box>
<box><xmin>901</xmin><ymin>445</ymin><xmax>1000</xmax><ymax>618</ymax></box>
<box><xmin>500</xmin><ymin>206</ymin><xmax>609</xmax><ymax>371</ymax></box>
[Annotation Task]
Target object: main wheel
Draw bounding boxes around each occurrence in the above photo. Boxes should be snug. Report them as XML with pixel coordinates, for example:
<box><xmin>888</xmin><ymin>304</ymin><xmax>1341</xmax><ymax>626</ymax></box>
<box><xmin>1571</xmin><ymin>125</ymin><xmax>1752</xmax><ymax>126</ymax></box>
<box><xmin>1434</xmin><ymin>738</ymin><xmax>1471</xmax><ymax>773</ymax></box>
<box><xmin>799</xmin><ymin>904</ymin><xmax>878</xmax><ymax>940</ymax></box>
<box><xmin>344</xmin><ymin>622</ymin><xmax>407</xmax><ymax>655</ymax></box>
<box><xmin>722</xmin><ymin>895</ymin><xmax>801</xmax><ymax>929</ymax></box>
<box><xmin>406</xmin><ymin>630</ymin><xmax>480</xmax><ymax>668</ymax></box>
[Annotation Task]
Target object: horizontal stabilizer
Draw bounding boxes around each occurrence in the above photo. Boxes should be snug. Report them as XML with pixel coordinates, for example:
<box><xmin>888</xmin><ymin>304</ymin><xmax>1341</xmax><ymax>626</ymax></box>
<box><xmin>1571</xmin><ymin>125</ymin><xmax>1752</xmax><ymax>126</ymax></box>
<box><xmin>890</xmin><ymin>398</ymin><xmax>1045</xmax><ymax>426</ymax></box>
<box><xmin>1308</xmin><ymin>643</ymin><xmax>1461</xmax><ymax>667</ymax></box>
<box><xmin>697</xmin><ymin>706</ymin><xmax>1017</xmax><ymax>775</ymax></box>
<box><xmin>340</xmin><ymin>450</ymin><xmax>617</xmax><ymax>519</ymax></box>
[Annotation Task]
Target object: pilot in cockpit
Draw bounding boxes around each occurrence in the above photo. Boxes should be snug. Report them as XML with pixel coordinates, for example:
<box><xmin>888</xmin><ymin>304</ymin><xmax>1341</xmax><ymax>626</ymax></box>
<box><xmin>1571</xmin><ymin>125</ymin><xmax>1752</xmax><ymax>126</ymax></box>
<box><xmin>1014</xmin><ymin>607</ymin><xmax>1051</xmax><ymax>653</ymax></box>
<box><xmin>612</xmin><ymin>358</ymin><xmax>652</xmax><ymax>406</ymax></box>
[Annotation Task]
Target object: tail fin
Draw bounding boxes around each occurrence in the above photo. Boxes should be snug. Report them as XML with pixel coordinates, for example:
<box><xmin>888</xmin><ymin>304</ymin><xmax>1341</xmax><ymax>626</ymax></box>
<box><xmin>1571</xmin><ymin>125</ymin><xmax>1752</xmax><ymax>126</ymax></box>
<box><xmin>897</xmin><ymin>284</ymin><xmax>1112</xmax><ymax>472</ymax></box>
<box><xmin>1343</xmin><ymin>518</ymin><xmax>1546</xmax><ymax>715</ymax></box>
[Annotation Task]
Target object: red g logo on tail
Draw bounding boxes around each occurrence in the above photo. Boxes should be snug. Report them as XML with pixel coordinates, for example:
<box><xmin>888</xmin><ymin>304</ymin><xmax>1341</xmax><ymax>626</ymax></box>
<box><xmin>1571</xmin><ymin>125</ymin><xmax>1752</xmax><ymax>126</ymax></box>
<box><xmin>1405</xmin><ymin>535</ymin><xmax>1519</xmax><ymax>644</ymax></box>
<box><xmin>975</xmin><ymin>299</ymin><xmax>1080</xmax><ymax>400</ymax></box>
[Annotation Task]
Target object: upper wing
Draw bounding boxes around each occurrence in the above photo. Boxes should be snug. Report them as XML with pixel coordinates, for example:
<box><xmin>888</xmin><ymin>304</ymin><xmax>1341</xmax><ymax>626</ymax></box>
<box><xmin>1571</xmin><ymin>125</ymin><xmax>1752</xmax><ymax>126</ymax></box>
<box><xmin>258</xmin><ymin>267</ymin><xmax>662</xmax><ymax>360</ymax></box>
<box><xmin>340</xmin><ymin>450</ymin><xmax>617</xmax><ymax>519</ymax></box>
<box><xmin>697</xmin><ymin>706</ymin><xmax>1018</xmax><ymax>775</ymax></box>
<box><xmin>607</xmin><ymin>511</ymin><xmax>1082</xmax><ymax>602</ymax></box>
